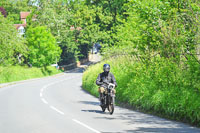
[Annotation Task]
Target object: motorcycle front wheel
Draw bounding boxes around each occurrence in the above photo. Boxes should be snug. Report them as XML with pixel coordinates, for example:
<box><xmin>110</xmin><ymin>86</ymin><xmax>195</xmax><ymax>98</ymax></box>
<box><xmin>107</xmin><ymin>96</ymin><xmax>115</xmax><ymax>115</ymax></box>
<box><xmin>108</xmin><ymin>104</ymin><xmax>114</xmax><ymax>115</ymax></box>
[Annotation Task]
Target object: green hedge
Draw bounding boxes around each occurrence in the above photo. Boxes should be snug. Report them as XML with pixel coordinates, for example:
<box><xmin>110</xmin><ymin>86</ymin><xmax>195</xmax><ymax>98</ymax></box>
<box><xmin>0</xmin><ymin>66</ymin><xmax>62</xmax><ymax>83</ymax></box>
<box><xmin>82</xmin><ymin>55</ymin><xmax>200</xmax><ymax>127</ymax></box>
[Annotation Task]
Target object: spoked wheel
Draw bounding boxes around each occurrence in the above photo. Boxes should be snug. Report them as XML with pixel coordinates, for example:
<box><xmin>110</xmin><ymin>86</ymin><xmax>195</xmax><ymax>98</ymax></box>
<box><xmin>107</xmin><ymin>96</ymin><xmax>114</xmax><ymax>115</ymax></box>
<box><xmin>108</xmin><ymin>104</ymin><xmax>114</xmax><ymax>115</ymax></box>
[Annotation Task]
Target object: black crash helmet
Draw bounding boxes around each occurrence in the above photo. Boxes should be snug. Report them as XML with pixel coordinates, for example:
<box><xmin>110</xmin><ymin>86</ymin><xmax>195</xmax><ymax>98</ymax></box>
<box><xmin>103</xmin><ymin>64</ymin><xmax>110</xmax><ymax>73</ymax></box>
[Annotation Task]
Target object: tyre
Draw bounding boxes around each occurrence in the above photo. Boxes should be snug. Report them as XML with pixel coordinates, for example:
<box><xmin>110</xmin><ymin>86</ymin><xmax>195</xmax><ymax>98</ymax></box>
<box><xmin>108</xmin><ymin>104</ymin><xmax>114</xmax><ymax>115</ymax></box>
<box><xmin>107</xmin><ymin>96</ymin><xmax>114</xmax><ymax>114</ymax></box>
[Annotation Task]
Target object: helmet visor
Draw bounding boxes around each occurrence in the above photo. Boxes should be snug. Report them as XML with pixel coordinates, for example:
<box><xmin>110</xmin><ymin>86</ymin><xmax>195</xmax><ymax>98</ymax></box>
<box><xmin>104</xmin><ymin>67</ymin><xmax>110</xmax><ymax>72</ymax></box>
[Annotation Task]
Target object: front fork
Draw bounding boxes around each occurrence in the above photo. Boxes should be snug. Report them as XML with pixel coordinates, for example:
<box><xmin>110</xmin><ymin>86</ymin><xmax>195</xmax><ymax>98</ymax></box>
<box><xmin>99</xmin><ymin>93</ymin><xmax>106</xmax><ymax>105</ymax></box>
<box><xmin>100</xmin><ymin>91</ymin><xmax>115</xmax><ymax>105</ymax></box>
<box><xmin>107</xmin><ymin>94</ymin><xmax>115</xmax><ymax>105</ymax></box>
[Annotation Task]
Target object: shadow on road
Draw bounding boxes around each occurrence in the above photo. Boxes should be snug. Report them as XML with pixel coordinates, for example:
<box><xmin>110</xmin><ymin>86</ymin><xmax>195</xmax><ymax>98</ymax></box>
<box><xmin>124</xmin><ymin>127</ymin><xmax>200</xmax><ymax>133</ymax></box>
<box><xmin>64</xmin><ymin>67</ymin><xmax>85</xmax><ymax>73</ymax></box>
<box><xmin>102</xmin><ymin>126</ymin><xmax>199</xmax><ymax>133</ymax></box>
<box><xmin>79</xmin><ymin>100</ymin><xmax>107</xmax><ymax>114</ymax></box>
<box><xmin>81</xmin><ymin>109</ymin><xmax>104</xmax><ymax>114</ymax></box>
<box><xmin>95</xmin><ymin>111</ymin><xmax>200</xmax><ymax>133</ymax></box>
<box><xmin>63</xmin><ymin>61</ymin><xmax>99</xmax><ymax>74</ymax></box>
<box><xmin>79</xmin><ymin>100</ymin><xmax>99</xmax><ymax>106</ymax></box>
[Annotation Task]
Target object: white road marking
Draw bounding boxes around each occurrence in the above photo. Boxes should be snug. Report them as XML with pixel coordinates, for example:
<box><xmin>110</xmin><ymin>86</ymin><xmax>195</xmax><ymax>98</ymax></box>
<box><xmin>41</xmin><ymin>98</ymin><xmax>48</xmax><ymax>104</ymax></box>
<box><xmin>50</xmin><ymin>106</ymin><xmax>65</xmax><ymax>115</ymax></box>
<box><xmin>72</xmin><ymin>119</ymin><xmax>101</xmax><ymax>133</ymax></box>
<box><xmin>40</xmin><ymin>75</ymin><xmax>81</xmax><ymax>115</ymax></box>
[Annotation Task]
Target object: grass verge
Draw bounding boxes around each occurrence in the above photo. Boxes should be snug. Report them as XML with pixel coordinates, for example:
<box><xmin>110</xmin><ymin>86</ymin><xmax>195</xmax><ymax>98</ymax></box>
<box><xmin>0</xmin><ymin>65</ymin><xmax>62</xmax><ymax>83</ymax></box>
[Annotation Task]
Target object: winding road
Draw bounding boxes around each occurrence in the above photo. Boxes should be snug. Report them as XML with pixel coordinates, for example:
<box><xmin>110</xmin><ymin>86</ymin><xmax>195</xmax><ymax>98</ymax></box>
<box><xmin>0</xmin><ymin>67</ymin><xmax>199</xmax><ymax>133</ymax></box>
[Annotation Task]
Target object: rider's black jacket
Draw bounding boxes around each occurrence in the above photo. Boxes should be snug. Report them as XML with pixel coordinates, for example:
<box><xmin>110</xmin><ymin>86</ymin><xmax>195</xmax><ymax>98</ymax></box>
<box><xmin>96</xmin><ymin>72</ymin><xmax>117</xmax><ymax>88</ymax></box>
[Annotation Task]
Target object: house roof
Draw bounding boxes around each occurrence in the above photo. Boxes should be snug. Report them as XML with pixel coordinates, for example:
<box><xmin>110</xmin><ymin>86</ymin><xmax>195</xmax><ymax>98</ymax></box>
<box><xmin>20</xmin><ymin>12</ymin><xmax>30</xmax><ymax>19</ymax></box>
<box><xmin>14</xmin><ymin>24</ymin><xmax>26</xmax><ymax>29</ymax></box>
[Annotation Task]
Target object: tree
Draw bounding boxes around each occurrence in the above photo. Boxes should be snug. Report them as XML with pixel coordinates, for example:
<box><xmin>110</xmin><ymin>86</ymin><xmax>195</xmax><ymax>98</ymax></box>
<box><xmin>0</xmin><ymin>0</ymin><xmax>34</xmax><ymax>24</ymax></box>
<box><xmin>113</xmin><ymin>0</ymin><xmax>200</xmax><ymax>59</ymax></box>
<box><xmin>0</xmin><ymin>15</ymin><xmax>27</xmax><ymax>65</ymax></box>
<box><xmin>28</xmin><ymin>0</ymin><xmax>81</xmax><ymax>65</ymax></box>
<box><xmin>26</xmin><ymin>26</ymin><xmax>62</xmax><ymax>67</ymax></box>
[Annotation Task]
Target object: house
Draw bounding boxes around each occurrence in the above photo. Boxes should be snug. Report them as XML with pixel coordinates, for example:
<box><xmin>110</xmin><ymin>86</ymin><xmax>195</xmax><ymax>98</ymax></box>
<box><xmin>14</xmin><ymin>12</ymin><xmax>30</xmax><ymax>36</ymax></box>
<box><xmin>14</xmin><ymin>24</ymin><xmax>26</xmax><ymax>36</ymax></box>
<box><xmin>20</xmin><ymin>12</ymin><xmax>30</xmax><ymax>24</ymax></box>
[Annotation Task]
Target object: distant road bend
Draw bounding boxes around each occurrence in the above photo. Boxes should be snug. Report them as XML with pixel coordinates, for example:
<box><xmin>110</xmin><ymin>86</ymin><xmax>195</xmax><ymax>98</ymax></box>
<box><xmin>0</xmin><ymin>66</ymin><xmax>200</xmax><ymax>133</ymax></box>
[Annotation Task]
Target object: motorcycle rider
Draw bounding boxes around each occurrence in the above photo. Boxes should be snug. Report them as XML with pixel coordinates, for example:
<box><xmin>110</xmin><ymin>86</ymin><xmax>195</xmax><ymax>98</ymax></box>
<box><xmin>96</xmin><ymin>64</ymin><xmax>117</xmax><ymax>106</ymax></box>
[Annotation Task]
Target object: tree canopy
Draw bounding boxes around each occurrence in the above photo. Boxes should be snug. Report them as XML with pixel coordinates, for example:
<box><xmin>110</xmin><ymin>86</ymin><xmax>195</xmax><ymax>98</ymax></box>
<box><xmin>26</xmin><ymin>26</ymin><xmax>62</xmax><ymax>67</ymax></box>
<box><xmin>0</xmin><ymin>14</ymin><xmax>27</xmax><ymax>65</ymax></box>
<box><xmin>0</xmin><ymin>0</ymin><xmax>199</xmax><ymax>67</ymax></box>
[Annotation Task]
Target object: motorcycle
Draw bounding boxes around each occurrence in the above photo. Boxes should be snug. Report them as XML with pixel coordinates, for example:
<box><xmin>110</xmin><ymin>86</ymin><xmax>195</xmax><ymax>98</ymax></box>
<box><xmin>100</xmin><ymin>83</ymin><xmax>115</xmax><ymax>115</ymax></box>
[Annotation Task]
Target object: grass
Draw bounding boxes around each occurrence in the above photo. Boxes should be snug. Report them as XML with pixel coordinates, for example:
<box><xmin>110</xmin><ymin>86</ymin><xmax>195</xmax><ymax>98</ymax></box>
<box><xmin>0</xmin><ymin>65</ymin><xmax>62</xmax><ymax>83</ymax></box>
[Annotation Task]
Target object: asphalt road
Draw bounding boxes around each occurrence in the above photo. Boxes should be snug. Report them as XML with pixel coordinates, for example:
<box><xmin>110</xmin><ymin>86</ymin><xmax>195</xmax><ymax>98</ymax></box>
<box><xmin>0</xmin><ymin>68</ymin><xmax>199</xmax><ymax>133</ymax></box>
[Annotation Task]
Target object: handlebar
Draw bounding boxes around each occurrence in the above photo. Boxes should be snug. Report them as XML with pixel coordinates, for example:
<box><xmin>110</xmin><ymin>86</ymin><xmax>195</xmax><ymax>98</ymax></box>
<box><xmin>101</xmin><ymin>82</ymin><xmax>115</xmax><ymax>89</ymax></box>
<box><xmin>108</xmin><ymin>83</ymin><xmax>115</xmax><ymax>89</ymax></box>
